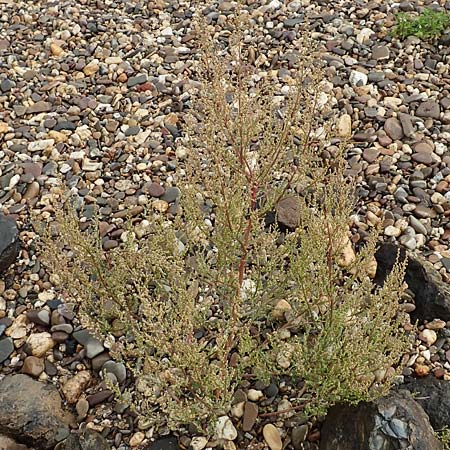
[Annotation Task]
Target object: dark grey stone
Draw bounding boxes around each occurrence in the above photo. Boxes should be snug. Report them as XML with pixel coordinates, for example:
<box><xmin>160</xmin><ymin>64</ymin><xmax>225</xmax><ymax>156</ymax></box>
<box><xmin>0</xmin><ymin>213</ymin><xmax>19</xmax><ymax>273</ymax></box>
<box><xmin>0</xmin><ymin>78</ymin><xmax>15</xmax><ymax>92</ymax></box>
<box><xmin>0</xmin><ymin>337</ymin><xmax>14</xmax><ymax>363</ymax></box>
<box><xmin>73</xmin><ymin>330</ymin><xmax>104</xmax><ymax>358</ymax></box>
<box><xmin>127</xmin><ymin>74</ymin><xmax>148</xmax><ymax>88</ymax></box>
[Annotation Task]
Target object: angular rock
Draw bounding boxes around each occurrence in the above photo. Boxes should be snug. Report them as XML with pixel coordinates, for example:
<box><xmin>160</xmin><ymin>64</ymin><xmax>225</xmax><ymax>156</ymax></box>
<box><xmin>0</xmin><ymin>374</ymin><xmax>74</xmax><ymax>449</ymax></box>
<box><xmin>416</xmin><ymin>100</ymin><xmax>440</xmax><ymax>119</ymax></box>
<box><xmin>27</xmin><ymin>101</ymin><xmax>52</xmax><ymax>114</ymax></box>
<box><xmin>375</xmin><ymin>242</ymin><xmax>450</xmax><ymax>322</ymax></box>
<box><xmin>0</xmin><ymin>213</ymin><xmax>20</xmax><ymax>273</ymax></box>
<box><xmin>276</xmin><ymin>197</ymin><xmax>299</xmax><ymax>230</ymax></box>
<box><xmin>320</xmin><ymin>390</ymin><xmax>441</xmax><ymax>450</ymax></box>
<box><xmin>25</xmin><ymin>332</ymin><xmax>55</xmax><ymax>357</ymax></box>
<box><xmin>242</xmin><ymin>401</ymin><xmax>258</xmax><ymax>431</ymax></box>
<box><xmin>398</xmin><ymin>112</ymin><xmax>415</xmax><ymax>137</ymax></box>
<box><xmin>215</xmin><ymin>416</ymin><xmax>237</xmax><ymax>441</ymax></box>
<box><xmin>73</xmin><ymin>330</ymin><xmax>104</xmax><ymax>358</ymax></box>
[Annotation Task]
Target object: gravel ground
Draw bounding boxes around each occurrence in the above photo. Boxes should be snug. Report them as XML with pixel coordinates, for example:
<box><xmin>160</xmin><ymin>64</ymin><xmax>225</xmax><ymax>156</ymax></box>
<box><xmin>2</xmin><ymin>0</ymin><xmax>450</xmax><ymax>448</ymax></box>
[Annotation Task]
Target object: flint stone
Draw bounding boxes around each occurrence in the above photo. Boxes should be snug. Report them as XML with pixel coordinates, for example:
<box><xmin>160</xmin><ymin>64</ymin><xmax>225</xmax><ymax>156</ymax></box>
<box><xmin>402</xmin><ymin>376</ymin><xmax>450</xmax><ymax>430</ymax></box>
<box><xmin>72</xmin><ymin>330</ymin><xmax>104</xmax><ymax>358</ymax></box>
<box><xmin>0</xmin><ymin>374</ymin><xmax>74</xmax><ymax>449</ymax></box>
<box><xmin>320</xmin><ymin>390</ymin><xmax>441</xmax><ymax>450</ymax></box>
<box><xmin>0</xmin><ymin>214</ymin><xmax>20</xmax><ymax>273</ymax></box>
<box><xmin>375</xmin><ymin>242</ymin><xmax>450</xmax><ymax>322</ymax></box>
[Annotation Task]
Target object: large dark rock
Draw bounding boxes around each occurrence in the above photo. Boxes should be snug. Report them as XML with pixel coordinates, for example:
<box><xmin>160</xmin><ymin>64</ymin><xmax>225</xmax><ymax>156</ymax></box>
<box><xmin>375</xmin><ymin>242</ymin><xmax>450</xmax><ymax>322</ymax></box>
<box><xmin>55</xmin><ymin>429</ymin><xmax>110</xmax><ymax>450</ymax></box>
<box><xmin>0</xmin><ymin>374</ymin><xmax>75</xmax><ymax>449</ymax></box>
<box><xmin>402</xmin><ymin>376</ymin><xmax>450</xmax><ymax>431</ymax></box>
<box><xmin>0</xmin><ymin>213</ymin><xmax>20</xmax><ymax>272</ymax></box>
<box><xmin>144</xmin><ymin>436</ymin><xmax>181</xmax><ymax>450</ymax></box>
<box><xmin>320</xmin><ymin>390</ymin><xmax>442</xmax><ymax>450</ymax></box>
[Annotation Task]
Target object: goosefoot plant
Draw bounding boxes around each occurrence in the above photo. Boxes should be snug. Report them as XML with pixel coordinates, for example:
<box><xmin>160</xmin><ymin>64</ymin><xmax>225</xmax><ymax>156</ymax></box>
<box><xmin>41</xmin><ymin>17</ymin><xmax>409</xmax><ymax>432</ymax></box>
<box><xmin>392</xmin><ymin>8</ymin><xmax>450</xmax><ymax>40</ymax></box>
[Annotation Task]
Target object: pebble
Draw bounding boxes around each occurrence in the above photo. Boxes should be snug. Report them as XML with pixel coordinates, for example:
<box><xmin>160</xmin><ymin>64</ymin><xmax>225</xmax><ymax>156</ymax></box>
<box><xmin>263</xmin><ymin>424</ymin><xmax>282</xmax><ymax>450</ymax></box>
<box><xmin>76</xmin><ymin>397</ymin><xmax>90</xmax><ymax>421</ymax></box>
<box><xmin>62</xmin><ymin>370</ymin><xmax>92</xmax><ymax>404</ymax></box>
<box><xmin>73</xmin><ymin>330</ymin><xmax>104</xmax><ymax>358</ymax></box>
<box><xmin>191</xmin><ymin>437</ymin><xmax>208</xmax><ymax>450</ymax></box>
<box><xmin>21</xmin><ymin>356</ymin><xmax>44</xmax><ymax>377</ymax></box>
<box><xmin>242</xmin><ymin>402</ymin><xmax>258</xmax><ymax>431</ymax></box>
<box><xmin>0</xmin><ymin>338</ymin><xmax>14</xmax><ymax>363</ymax></box>
<box><xmin>419</xmin><ymin>329</ymin><xmax>437</xmax><ymax>346</ymax></box>
<box><xmin>25</xmin><ymin>333</ymin><xmax>55</xmax><ymax>357</ymax></box>
<box><xmin>129</xmin><ymin>432</ymin><xmax>145</xmax><ymax>447</ymax></box>
<box><xmin>215</xmin><ymin>416</ymin><xmax>237</xmax><ymax>441</ymax></box>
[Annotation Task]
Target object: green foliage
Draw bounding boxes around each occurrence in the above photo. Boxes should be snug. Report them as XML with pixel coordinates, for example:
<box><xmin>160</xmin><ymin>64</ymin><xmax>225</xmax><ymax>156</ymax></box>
<box><xmin>437</xmin><ymin>427</ymin><xmax>450</xmax><ymax>449</ymax></box>
<box><xmin>392</xmin><ymin>8</ymin><xmax>450</xmax><ymax>40</ymax></box>
<box><xmin>40</xmin><ymin>18</ymin><xmax>410</xmax><ymax>433</ymax></box>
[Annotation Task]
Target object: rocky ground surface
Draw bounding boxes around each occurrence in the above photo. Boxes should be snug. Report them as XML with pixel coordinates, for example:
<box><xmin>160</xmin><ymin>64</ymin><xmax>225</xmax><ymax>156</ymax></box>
<box><xmin>3</xmin><ymin>0</ymin><xmax>450</xmax><ymax>449</ymax></box>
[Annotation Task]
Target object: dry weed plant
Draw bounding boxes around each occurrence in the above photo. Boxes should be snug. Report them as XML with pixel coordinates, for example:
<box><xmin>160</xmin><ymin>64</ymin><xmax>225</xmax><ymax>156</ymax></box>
<box><xmin>40</xmin><ymin>15</ymin><xmax>410</xmax><ymax>433</ymax></box>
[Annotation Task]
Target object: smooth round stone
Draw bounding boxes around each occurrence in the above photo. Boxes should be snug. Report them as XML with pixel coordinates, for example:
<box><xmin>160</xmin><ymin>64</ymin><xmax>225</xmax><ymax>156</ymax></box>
<box><xmin>51</xmin><ymin>323</ymin><xmax>73</xmax><ymax>334</ymax></box>
<box><xmin>102</xmin><ymin>361</ymin><xmax>126</xmax><ymax>383</ymax></box>
<box><xmin>161</xmin><ymin>187</ymin><xmax>181</xmax><ymax>203</ymax></box>
<box><xmin>91</xmin><ymin>352</ymin><xmax>111</xmax><ymax>371</ymax></box>
<box><xmin>76</xmin><ymin>398</ymin><xmax>90</xmax><ymax>420</ymax></box>
<box><xmin>145</xmin><ymin>182</ymin><xmax>165</xmax><ymax>197</ymax></box>
<box><xmin>52</xmin><ymin>331</ymin><xmax>69</xmax><ymax>343</ymax></box>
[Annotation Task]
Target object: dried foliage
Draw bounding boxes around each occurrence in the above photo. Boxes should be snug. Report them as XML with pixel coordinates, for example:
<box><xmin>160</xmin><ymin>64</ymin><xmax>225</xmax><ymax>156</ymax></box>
<box><xmin>40</xmin><ymin>16</ymin><xmax>410</xmax><ymax>432</ymax></box>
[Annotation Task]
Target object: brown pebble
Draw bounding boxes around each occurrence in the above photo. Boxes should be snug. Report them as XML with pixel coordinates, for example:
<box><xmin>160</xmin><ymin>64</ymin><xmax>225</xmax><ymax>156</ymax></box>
<box><xmin>22</xmin><ymin>181</ymin><xmax>40</xmax><ymax>200</ymax></box>
<box><xmin>414</xmin><ymin>364</ymin><xmax>430</xmax><ymax>377</ymax></box>
<box><xmin>103</xmin><ymin>239</ymin><xmax>118</xmax><ymax>250</ymax></box>
<box><xmin>21</xmin><ymin>356</ymin><xmax>45</xmax><ymax>377</ymax></box>
<box><xmin>76</xmin><ymin>397</ymin><xmax>90</xmax><ymax>421</ymax></box>
<box><xmin>87</xmin><ymin>389</ymin><xmax>113</xmax><ymax>407</ymax></box>
<box><xmin>52</xmin><ymin>331</ymin><xmax>69</xmax><ymax>343</ymax></box>
<box><xmin>242</xmin><ymin>401</ymin><xmax>258</xmax><ymax>432</ymax></box>
<box><xmin>145</xmin><ymin>182</ymin><xmax>165</xmax><ymax>197</ymax></box>
<box><xmin>433</xmin><ymin>368</ymin><xmax>446</xmax><ymax>379</ymax></box>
